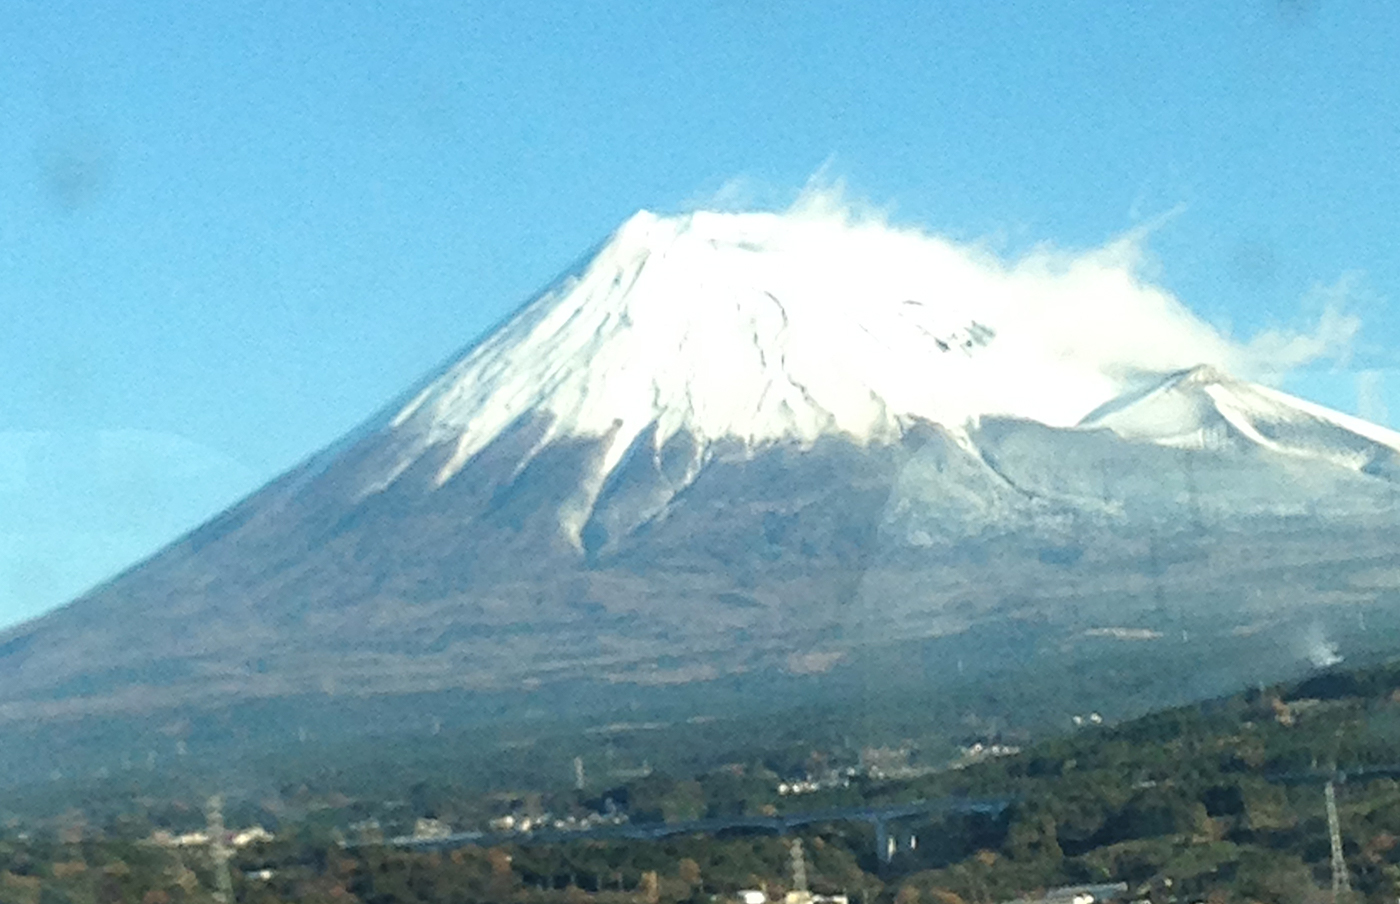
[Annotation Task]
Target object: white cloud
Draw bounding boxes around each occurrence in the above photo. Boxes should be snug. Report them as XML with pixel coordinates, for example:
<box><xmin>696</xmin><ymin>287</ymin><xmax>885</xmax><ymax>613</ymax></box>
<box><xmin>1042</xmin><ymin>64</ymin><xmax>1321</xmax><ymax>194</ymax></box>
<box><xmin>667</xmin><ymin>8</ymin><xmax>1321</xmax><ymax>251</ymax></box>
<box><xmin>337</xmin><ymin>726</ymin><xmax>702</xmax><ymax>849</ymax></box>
<box><xmin>1237</xmin><ymin>274</ymin><xmax>1364</xmax><ymax>382</ymax></box>
<box><xmin>775</xmin><ymin>183</ymin><xmax>1362</xmax><ymax>396</ymax></box>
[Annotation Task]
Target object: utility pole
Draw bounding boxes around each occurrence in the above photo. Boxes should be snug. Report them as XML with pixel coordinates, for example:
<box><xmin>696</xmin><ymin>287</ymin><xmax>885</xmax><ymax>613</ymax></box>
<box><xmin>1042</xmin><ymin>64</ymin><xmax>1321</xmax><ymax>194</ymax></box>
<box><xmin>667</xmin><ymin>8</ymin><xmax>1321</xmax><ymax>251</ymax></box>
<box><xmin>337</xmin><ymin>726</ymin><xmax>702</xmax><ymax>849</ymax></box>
<box><xmin>1325</xmin><ymin>779</ymin><xmax>1350</xmax><ymax>901</ymax></box>
<box><xmin>205</xmin><ymin>794</ymin><xmax>235</xmax><ymax>904</ymax></box>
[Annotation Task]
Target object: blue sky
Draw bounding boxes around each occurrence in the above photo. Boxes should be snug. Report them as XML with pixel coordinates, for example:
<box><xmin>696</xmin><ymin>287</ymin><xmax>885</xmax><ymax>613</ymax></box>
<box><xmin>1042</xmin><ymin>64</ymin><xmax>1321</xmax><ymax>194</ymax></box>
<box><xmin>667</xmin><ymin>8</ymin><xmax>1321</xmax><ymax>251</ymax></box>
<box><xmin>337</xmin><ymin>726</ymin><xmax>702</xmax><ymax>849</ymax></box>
<box><xmin>1</xmin><ymin>0</ymin><xmax>1398</xmax><ymax>627</ymax></box>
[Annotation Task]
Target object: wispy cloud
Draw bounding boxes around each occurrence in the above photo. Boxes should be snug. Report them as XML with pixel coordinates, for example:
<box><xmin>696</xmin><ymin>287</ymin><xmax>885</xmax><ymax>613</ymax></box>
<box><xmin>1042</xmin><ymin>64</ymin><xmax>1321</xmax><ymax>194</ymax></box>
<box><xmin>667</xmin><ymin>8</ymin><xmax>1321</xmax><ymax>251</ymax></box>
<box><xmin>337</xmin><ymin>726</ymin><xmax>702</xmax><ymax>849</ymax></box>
<box><xmin>773</xmin><ymin>178</ymin><xmax>1366</xmax><ymax>394</ymax></box>
<box><xmin>1237</xmin><ymin>274</ymin><xmax>1365</xmax><ymax>382</ymax></box>
<box><xmin>1357</xmin><ymin>370</ymin><xmax>1390</xmax><ymax>426</ymax></box>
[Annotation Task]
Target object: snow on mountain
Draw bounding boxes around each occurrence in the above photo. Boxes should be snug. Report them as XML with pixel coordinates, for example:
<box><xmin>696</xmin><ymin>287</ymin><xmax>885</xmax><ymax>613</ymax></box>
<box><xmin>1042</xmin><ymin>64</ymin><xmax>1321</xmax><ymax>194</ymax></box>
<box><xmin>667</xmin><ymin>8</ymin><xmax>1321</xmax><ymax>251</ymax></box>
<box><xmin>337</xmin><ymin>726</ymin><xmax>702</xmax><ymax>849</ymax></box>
<box><xmin>1081</xmin><ymin>364</ymin><xmax>1400</xmax><ymax>475</ymax></box>
<box><xmin>370</xmin><ymin>208</ymin><xmax>1249</xmax><ymax>525</ymax></box>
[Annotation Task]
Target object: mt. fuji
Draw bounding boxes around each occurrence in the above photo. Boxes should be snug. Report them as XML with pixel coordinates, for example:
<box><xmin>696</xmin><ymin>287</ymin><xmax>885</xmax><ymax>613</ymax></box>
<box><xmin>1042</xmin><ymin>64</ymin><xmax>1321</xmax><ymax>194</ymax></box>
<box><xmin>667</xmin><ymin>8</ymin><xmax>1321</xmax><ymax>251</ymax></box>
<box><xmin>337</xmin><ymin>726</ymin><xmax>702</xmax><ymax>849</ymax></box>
<box><xmin>363</xmin><ymin>208</ymin><xmax>1255</xmax><ymax>510</ymax></box>
<box><xmin>3</xmin><ymin>207</ymin><xmax>1398</xmax><ymax>775</ymax></box>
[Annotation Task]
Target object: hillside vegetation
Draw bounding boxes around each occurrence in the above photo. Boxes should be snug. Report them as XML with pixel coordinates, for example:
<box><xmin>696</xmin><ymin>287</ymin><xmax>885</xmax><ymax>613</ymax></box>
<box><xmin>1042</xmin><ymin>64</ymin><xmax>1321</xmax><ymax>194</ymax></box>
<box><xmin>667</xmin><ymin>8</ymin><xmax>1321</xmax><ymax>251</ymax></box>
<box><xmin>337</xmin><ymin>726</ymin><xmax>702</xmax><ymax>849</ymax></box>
<box><xmin>10</xmin><ymin>664</ymin><xmax>1400</xmax><ymax>904</ymax></box>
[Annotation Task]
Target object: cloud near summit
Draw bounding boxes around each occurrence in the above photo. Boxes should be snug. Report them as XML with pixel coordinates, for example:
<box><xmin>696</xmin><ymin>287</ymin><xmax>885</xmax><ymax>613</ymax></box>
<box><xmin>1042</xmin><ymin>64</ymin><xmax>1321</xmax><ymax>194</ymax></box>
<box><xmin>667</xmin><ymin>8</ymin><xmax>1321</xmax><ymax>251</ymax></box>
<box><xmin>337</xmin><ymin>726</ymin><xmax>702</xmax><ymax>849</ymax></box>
<box><xmin>763</xmin><ymin>184</ymin><xmax>1360</xmax><ymax>400</ymax></box>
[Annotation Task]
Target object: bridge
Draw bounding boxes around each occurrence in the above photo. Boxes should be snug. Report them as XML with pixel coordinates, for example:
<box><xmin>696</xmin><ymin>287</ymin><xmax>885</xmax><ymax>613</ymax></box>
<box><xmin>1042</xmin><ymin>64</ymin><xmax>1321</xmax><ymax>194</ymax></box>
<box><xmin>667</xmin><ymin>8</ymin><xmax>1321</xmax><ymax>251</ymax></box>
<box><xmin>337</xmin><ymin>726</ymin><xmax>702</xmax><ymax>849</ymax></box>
<box><xmin>385</xmin><ymin>796</ymin><xmax>1012</xmax><ymax>863</ymax></box>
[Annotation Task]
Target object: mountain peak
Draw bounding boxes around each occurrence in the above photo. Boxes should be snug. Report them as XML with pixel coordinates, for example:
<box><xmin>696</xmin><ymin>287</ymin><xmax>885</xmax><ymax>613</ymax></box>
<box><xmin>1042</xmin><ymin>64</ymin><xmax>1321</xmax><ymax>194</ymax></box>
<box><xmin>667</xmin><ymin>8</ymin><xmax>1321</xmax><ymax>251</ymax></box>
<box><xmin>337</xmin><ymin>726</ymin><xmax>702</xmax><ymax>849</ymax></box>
<box><xmin>1082</xmin><ymin>364</ymin><xmax>1400</xmax><ymax>474</ymax></box>
<box><xmin>1175</xmin><ymin>363</ymin><xmax>1231</xmax><ymax>386</ymax></box>
<box><xmin>363</xmin><ymin>208</ymin><xmax>1247</xmax><ymax>512</ymax></box>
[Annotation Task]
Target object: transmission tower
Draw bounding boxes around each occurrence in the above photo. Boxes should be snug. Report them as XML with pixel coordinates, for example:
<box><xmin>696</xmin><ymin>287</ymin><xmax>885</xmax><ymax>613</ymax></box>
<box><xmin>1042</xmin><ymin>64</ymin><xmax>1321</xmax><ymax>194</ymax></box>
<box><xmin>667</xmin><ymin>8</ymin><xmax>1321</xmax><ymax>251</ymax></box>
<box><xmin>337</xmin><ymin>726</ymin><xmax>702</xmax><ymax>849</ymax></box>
<box><xmin>789</xmin><ymin>838</ymin><xmax>809</xmax><ymax>895</ymax></box>
<box><xmin>1325</xmin><ymin>780</ymin><xmax>1350</xmax><ymax>901</ymax></box>
<box><xmin>205</xmin><ymin>794</ymin><xmax>235</xmax><ymax>904</ymax></box>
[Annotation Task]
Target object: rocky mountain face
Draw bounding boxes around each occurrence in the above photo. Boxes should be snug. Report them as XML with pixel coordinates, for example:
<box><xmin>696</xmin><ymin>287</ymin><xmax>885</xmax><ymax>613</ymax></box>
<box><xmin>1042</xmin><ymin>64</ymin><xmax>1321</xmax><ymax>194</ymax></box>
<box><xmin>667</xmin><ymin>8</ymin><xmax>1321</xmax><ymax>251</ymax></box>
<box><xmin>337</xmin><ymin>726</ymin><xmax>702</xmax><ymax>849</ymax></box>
<box><xmin>3</xmin><ymin>208</ymin><xmax>1399</xmax><ymax>751</ymax></box>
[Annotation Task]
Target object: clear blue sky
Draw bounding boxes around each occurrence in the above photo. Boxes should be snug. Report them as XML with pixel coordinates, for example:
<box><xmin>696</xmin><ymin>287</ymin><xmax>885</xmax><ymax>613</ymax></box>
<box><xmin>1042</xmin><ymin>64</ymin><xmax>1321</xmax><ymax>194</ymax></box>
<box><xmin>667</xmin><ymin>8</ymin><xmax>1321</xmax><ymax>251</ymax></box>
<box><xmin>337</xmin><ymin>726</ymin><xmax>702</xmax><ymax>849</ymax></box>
<box><xmin>2</xmin><ymin>0</ymin><xmax>1398</xmax><ymax>627</ymax></box>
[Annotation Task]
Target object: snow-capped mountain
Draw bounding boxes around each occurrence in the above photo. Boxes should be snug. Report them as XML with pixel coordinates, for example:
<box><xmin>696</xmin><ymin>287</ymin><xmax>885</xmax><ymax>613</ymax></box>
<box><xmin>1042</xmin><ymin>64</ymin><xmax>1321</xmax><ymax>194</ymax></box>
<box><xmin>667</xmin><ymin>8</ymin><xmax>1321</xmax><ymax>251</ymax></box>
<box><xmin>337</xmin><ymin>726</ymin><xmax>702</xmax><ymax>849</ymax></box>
<box><xmin>356</xmin><ymin>208</ymin><xmax>1285</xmax><ymax>543</ymax></box>
<box><xmin>2</xmin><ymin>207</ymin><xmax>1398</xmax><ymax>751</ymax></box>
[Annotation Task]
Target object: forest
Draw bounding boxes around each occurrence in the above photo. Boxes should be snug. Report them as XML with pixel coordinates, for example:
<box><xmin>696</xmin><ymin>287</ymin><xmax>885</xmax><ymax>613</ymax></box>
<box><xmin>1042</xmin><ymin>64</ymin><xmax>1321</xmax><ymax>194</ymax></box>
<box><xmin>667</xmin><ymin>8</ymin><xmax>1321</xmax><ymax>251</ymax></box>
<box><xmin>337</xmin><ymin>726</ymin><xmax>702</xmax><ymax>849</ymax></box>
<box><xmin>8</xmin><ymin>666</ymin><xmax>1400</xmax><ymax>904</ymax></box>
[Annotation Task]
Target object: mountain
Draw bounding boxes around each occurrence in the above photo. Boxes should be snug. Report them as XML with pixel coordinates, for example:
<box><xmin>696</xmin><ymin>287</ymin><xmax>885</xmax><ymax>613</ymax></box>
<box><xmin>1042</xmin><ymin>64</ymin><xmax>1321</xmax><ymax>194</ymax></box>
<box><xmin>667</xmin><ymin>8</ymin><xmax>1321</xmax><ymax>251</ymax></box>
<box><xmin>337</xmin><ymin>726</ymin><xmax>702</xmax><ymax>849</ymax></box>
<box><xmin>3</xmin><ymin>208</ymin><xmax>1399</xmax><ymax>779</ymax></box>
